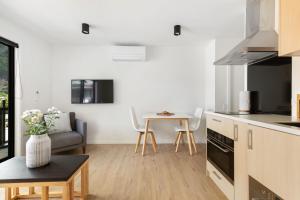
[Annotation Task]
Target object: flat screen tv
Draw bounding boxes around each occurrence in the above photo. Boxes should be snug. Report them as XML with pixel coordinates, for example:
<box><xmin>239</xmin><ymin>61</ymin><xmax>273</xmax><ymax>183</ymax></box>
<box><xmin>71</xmin><ymin>80</ymin><xmax>114</xmax><ymax>104</ymax></box>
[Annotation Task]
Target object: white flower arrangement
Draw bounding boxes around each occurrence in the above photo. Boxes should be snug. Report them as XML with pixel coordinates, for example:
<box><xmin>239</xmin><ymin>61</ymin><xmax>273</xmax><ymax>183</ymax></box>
<box><xmin>22</xmin><ymin>107</ymin><xmax>61</xmax><ymax>135</ymax></box>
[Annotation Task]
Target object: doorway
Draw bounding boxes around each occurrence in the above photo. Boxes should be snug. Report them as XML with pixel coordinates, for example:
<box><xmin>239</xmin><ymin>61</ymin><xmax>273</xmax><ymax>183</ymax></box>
<box><xmin>0</xmin><ymin>36</ymin><xmax>17</xmax><ymax>162</ymax></box>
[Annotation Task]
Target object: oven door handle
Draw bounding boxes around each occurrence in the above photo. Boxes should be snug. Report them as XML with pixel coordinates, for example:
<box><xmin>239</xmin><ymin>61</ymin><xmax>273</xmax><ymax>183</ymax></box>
<box><xmin>207</xmin><ymin>139</ymin><xmax>230</xmax><ymax>153</ymax></box>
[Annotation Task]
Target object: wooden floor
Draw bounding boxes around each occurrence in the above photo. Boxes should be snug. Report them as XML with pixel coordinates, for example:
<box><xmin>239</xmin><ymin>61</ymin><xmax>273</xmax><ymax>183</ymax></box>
<box><xmin>0</xmin><ymin>144</ymin><xmax>227</xmax><ymax>200</ymax></box>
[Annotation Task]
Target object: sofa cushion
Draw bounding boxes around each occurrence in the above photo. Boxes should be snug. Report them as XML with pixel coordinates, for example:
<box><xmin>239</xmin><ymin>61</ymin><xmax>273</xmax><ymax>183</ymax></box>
<box><xmin>45</xmin><ymin>113</ymin><xmax>72</xmax><ymax>134</ymax></box>
<box><xmin>49</xmin><ymin>131</ymin><xmax>82</xmax><ymax>150</ymax></box>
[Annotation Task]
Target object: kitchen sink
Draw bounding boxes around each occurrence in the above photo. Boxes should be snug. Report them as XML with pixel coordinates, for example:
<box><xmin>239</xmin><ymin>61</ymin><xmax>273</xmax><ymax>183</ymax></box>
<box><xmin>275</xmin><ymin>122</ymin><xmax>300</xmax><ymax>128</ymax></box>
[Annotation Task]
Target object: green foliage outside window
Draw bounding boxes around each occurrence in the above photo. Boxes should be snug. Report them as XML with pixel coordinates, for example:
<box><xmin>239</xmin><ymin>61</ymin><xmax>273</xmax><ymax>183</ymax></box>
<box><xmin>0</xmin><ymin>44</ymin><xmax>9</xmax><ymax>109</ymax></box>
<box><xmin>0</xmin><ymin>92</ymin><xmax>8</xmax><ymax>109</ymax></box>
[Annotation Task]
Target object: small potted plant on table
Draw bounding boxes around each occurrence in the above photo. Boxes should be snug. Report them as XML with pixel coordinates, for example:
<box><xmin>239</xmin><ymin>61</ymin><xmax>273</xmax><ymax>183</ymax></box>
<box><xmin>22</xmin><ymin>107</ymin><xmax>60</xmax><ymax>168</ymax></box>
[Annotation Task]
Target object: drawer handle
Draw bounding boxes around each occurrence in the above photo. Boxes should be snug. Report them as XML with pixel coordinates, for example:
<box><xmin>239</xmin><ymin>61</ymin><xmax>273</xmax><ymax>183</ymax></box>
<box><xmin>212</xmin><ymin>171</ymin><xmax>222</xmax><ymax>180</ymax></box>
<box><xmin>234</xmin><ymin>124</ymin><xmax>238</xmax><ymax>141</ymax></box>
<box><xmin>248</xmin><ymin>129</ymin><xmax>253</xmax><ymax>150</ymax></box>
<box><xmin>212</xmin><ymin>118</ymin><xmax>222</xmax><ymax>123</ymax></box>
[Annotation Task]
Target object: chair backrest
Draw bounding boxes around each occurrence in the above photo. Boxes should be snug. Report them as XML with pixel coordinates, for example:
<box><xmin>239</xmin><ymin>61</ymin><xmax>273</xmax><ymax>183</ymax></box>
<box><xmin>193</xmin><ymin>108</ymin><xmax>203</xmax><ymax>130</ymax></box>
<box><xmin>129</xmin><ymin>107</ymin><xmax>140</xmax><ymax>131</ymax></box>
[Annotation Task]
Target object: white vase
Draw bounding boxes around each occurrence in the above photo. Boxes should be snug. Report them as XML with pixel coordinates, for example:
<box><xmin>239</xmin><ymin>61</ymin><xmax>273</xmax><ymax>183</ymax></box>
<box><xmin>26</xmin><ymin>134</ymin><xmax>51</xmax><ymax>168</ymax></box>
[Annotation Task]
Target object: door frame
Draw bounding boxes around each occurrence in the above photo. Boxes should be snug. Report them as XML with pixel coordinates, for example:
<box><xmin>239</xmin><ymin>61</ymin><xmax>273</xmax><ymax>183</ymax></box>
<box><xmin>0</xmin><ymin>36</ymin><xmax>18</xmax><ymax>162</ymax></box>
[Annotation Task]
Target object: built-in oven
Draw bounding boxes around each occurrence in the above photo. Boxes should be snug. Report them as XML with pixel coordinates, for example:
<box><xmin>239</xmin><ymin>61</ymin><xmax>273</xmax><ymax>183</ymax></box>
<box><xmin>207</xmin><ymin>128</ymin><xmax>234</xmax><ymax>184</ymax></box>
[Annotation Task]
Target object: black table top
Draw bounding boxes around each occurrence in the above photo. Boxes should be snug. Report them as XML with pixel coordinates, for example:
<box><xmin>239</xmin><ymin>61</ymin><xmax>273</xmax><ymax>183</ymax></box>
<box><xmin>0</xmin><ymin>155</ymin><xmax>89</xmax><ymax>183</ymax></box>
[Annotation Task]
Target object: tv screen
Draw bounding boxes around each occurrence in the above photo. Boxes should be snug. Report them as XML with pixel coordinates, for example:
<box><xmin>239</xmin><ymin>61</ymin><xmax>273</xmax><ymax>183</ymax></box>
<box><xmin>71</xmin><ymin>80</ymin><xmax>114</xmax><ymax>104</ymax></box>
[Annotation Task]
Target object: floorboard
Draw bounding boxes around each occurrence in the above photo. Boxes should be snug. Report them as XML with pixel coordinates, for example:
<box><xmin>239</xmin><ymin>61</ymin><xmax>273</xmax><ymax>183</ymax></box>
<box><xmin>0</xmin><ymin>144</ymin><xmax>227</xmax><ymax>200</ymax></box>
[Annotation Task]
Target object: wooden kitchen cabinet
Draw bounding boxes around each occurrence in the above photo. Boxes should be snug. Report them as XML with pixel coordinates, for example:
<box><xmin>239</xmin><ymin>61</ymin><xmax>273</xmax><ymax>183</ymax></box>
<box><xmin>286</xmin><ymin>134</ymin><xmax>300</xmax><ymax>200</ymax></box>
<box><xmin>247</xmin><ymin>125</ymin><xmax>288</xmax><ymax>199</ymax></box>
<box><xmin>279</xmin><ymin>0</ymin><xmax>300</xmax><ymax>56</ymax></box>
<box><xmin>247</xmin><ymin>125</ymin><xmax>264</xmax><ymax>185</ymax></box>
<box><xmin>206</xmin><ymin>113</ymin><xmax>300</xmax><ymax>199</ymax></box>
<box><xmin>206</xmin><ymin>114</ymin><xmax>234</xmax><ymax>139</ymax></box>
<box><xmin>234</xmin><ymin>121</ymin><xmax>249</xmax><ymax>200</ymax></box>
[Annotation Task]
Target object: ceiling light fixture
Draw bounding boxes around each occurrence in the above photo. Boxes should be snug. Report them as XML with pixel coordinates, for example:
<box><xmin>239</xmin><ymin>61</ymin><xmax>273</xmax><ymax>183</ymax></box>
<box><xmin>82</xmin><ymin>23</ymin><xmax>90</xmax><ymax>34</ymax></box>
<box><xmin>174</xmin><ymin>25</ymin><xmax>181</xmax><ymax>36</ymax></box>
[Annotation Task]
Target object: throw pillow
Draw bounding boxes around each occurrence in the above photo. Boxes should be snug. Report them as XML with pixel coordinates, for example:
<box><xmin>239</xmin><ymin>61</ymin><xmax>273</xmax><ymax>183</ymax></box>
<box><xmin>44</xmin><ymin>112</ymin><xmax>72</xmax><ymax>134</ymax></box>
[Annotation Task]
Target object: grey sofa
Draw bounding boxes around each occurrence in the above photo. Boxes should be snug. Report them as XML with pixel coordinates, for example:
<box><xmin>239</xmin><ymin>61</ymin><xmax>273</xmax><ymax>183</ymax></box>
<box><xmin>50</xmin><ymin>112</ymin><xmax>87</xmax><ymax>154</ymax></box>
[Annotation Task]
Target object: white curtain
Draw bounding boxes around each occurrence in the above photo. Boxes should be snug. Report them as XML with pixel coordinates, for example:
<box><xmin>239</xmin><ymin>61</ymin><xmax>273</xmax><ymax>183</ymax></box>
<box><xmin>15</xmin><ymin>48</ymin><xmax>23</xmax><ymax>156</ymax></box>
<box><xmin>15</xmin><ymin>48</ymin><xmax>23</xmax><ymax>99</ymax></box>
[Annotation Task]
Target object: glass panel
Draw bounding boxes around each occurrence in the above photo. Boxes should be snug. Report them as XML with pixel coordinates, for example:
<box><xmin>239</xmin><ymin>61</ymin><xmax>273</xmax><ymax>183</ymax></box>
<box><xmin>71</xmin><ymin>80</ymin><xmax>82</xmax><ymax>103</ymax></box>
<box><xmin>0</xmin><ymin>43</ymin><xmax>9</xmax><ymax>160</ymax></box>
<box><xmin>83</xmin><ymin>80</ymin><xmax>94</xmax><ymax>103</ymax></box>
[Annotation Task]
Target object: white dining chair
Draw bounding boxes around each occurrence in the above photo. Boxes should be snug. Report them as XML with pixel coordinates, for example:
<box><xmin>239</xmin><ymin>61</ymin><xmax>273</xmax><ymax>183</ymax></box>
<box><xmin>129</xmin><ymin>107</ymin><xmax>157</xmax><ymax>153</ymax></box>
<box><xmin>174</xmin><ymin>108</ymin><xmax>203</xmax><ymax>153</ymax></box>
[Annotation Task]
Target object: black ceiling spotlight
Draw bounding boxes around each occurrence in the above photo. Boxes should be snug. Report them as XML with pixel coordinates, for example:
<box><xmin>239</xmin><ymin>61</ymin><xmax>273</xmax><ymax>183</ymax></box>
<box><xmin>174</xmin><ymin>25</ymin><xmax>181</xmax><ymax>36</ymax></box>
<box><xmin>82</xmin><ymin>23</ymin><xmax>90</xmax><ymax>34</ymax></box>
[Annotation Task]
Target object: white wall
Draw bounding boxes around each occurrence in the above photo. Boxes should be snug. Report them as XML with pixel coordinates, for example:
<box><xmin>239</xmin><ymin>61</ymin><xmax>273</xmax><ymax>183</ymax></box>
<box><xmin>51</xmin><ymin>44</ymin><xmax>212</xmax><ymax>144</ymax></box>
<box><xmin>204</xmin><ymin>40</ymin><xmax>216</xmax><ymax>111</ymax></box>
<box><xmin>0</xmin><ymin>15</ymin><xmax>218</xmax><ymax>146</ymax></box>
<box><xmin>0</xmin><ymin>14</ymin><xmax>216</xmax><ymax>147</ymax></box>
<box><xmin>0</xmin><ymin>17</ymin><xmax>52</xmax><ymax>155</ymax></box>
<box><xmin>292</xmin><ymin>57</ymin><xmax>300</xmax><ymax>117</ymax></box>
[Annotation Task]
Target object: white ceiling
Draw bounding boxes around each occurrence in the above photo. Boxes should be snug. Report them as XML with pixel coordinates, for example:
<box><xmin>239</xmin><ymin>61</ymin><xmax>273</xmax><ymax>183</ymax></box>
<box><xmin>0</xmin><ymin>0</ymin><xmax>246</xmax><ymax>45</ymax></box>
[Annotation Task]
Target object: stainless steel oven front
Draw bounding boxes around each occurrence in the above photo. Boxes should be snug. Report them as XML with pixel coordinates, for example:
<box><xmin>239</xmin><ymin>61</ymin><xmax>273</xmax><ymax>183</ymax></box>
<box><xmin>207</xmin><ymin>128</ymin><xmax>234</xmax><ymax>184</ymax></box>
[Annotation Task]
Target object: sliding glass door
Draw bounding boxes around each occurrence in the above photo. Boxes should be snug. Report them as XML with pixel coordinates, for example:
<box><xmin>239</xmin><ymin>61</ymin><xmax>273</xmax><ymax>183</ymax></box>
<box><xmin>0</xmin><ymin>40</ymin><xmax>15</xmax><ymax>162</ymax></box>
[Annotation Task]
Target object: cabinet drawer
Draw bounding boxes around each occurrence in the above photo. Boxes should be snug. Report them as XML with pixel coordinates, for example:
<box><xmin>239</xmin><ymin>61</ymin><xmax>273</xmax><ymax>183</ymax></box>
<box><xmin>207</xmin><ymin>115</ymin><xmax>234</xmax><ymax>139</ymax></box>
<box><xmin>207</xmin><ymin>161</ymin><xmax>234</xmax><ymax>200</ymax></box>
<box><xmin>247</xmin><ymin>125</ymin><xmax>288</xmax><ymax>199</ymax></box>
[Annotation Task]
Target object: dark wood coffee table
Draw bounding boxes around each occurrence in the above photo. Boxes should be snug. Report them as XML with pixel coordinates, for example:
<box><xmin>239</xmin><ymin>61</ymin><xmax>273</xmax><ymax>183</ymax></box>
<box><xmin>0</xmin><ymin>155</ymin><xmax>89</xmax><ymax>200</ymax></box>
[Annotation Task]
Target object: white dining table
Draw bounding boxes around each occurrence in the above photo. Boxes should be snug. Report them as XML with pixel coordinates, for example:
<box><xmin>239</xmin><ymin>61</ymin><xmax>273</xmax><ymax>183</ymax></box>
<box><xmin>142</xmin><ymin>113</ymin><xmax>193</xmax><ymax>156</ymax></box>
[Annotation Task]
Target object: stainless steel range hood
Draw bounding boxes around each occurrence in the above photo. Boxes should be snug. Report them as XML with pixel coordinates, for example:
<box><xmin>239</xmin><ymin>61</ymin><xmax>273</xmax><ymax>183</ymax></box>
<box><xmin>214</xmin><ymin>0</ymin><xmax>278</xmax><ymax>66</ymax></box>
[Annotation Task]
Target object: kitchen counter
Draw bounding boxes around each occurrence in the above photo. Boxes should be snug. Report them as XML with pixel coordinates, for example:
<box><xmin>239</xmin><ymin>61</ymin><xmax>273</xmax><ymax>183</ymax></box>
<box><xmin>205</xmin><ymin>111</ymin><xmax>300</xmax><ymax>136</ymax></box>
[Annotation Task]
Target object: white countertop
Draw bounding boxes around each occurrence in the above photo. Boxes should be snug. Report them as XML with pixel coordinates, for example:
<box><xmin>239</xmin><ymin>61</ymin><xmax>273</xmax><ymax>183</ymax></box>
<box><xmin>205</xmin><ymin>111</ymin><xmax>300</xmax><ymax>136</ymax></box>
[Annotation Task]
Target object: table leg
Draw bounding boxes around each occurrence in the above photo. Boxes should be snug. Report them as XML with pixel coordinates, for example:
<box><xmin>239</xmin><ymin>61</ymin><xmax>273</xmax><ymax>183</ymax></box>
<box><xmin>63</xmin><ymin>182</ymin><xmax>71</xmax><ymax>200</ymax></box>
<box><xmin>70</xmin><ymin>179</ymin><xmax>74</xmax><ymax>199</ymax></box>
<box><xmin>184</xmin><ymin>119</ymin><xmax>193</xmax><ymax>156</ymax></box>
<box><xmin>13</xmin><ymin>187</ymin><xmax>19</xmax><ymax>196</ymax></box>
<box><xmin>175</xmin><ymin>132</ymin><xmax>182</xmax><ymax>152</ymax></box>
<box><xmin>142</xmin><ymin>119</ymin><xmax>150</xmax><ymax>156</ymax></box>
<box><xmin>152</xmin><ymin>132</ymin><xmax>158</xmax><ymax>149</ymax></box>
<box><xmin>5</xmin><ymin>187</ymin><xmax>11</xmax><ymax>200</ymax></box>
<box><xmin>81</xmin><ymin>161</ymin><xmax>89</xmax><ymax>199</ymax></box>
<box><xmin>150</xmin><ymin>132</ymin><xmax>157</xmax><ymax>153</ymax></box>
<box><xmin>86</xmin><ymin>161</ymin><xmax>89</xmax><ymax>194</ymax></box>
<box><xmin>41</xmin><ymin>186</ymin><xmax>49</xmax><ymax>200</ymax></box>
<box><xmin>178</xmin><ymin>120</ymin><xmax>183</xmax><ymax>145</ymax></box>
<box><xmin>29</xmin><ymin>186</ymin><xmax>35</xmax><ymax>195</ymax></box>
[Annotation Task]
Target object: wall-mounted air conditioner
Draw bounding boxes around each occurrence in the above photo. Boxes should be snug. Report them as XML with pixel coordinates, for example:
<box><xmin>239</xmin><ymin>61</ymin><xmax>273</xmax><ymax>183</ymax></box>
<box><xmin>111</xmin><ymin>46</ymin><xmax>146</xmax><ymax>61</ymax></box>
